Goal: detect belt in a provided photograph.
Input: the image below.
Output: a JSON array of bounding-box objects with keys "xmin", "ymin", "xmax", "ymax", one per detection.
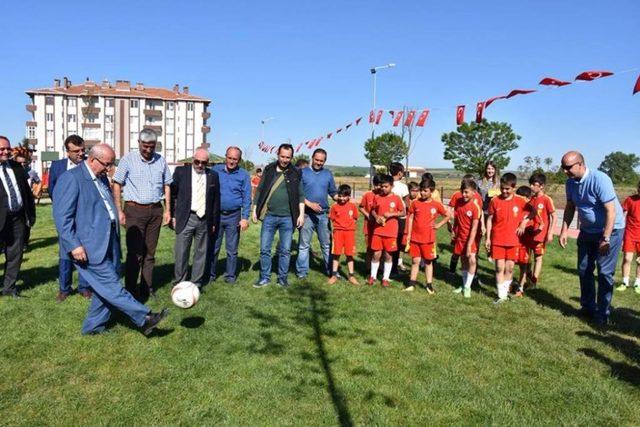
[
  {"xmin": 221, "ymin": 208, "xmax": 241, "ymax": 215},
  {"xmin": 125, "ymin": 201, "xmax": 162, "ymax": 208}
]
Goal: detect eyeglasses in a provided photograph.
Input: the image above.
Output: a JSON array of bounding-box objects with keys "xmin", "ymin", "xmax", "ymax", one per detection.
[
  {"xmin": 95, "ymin": 158, "xmax": 114, "ymax": 169},
  {"xmin": 193, "ymin": 160, "xmax": 209, "ymax": 166},
  {"xmin": 561, "ymin": 162, "xmax": 581, "ymax": 171}
]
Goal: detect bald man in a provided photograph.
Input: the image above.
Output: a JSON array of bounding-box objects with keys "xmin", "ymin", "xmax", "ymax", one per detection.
[
  {"xmin": 559, "ymin": 150, "xmax": 625, "ymax": 326},
  {"xmin": 53, "ymin": 144, "xmax": 168, "ymax": 335},
  {"xmin": 170, "ymin": 148, "xmax": 220, "ymax": 288}
]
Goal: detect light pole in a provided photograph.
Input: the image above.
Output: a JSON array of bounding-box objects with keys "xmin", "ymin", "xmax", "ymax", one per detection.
[{"xmin": 369, "ymin": 63, "xmax": 396, "ymax": 187}]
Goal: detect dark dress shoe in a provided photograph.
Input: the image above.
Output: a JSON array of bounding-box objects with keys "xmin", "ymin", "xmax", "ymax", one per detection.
[
  {"xmin": 141, "ymin": 309, "xmax": 169, "ymax": 336},
  {"xmin": 79, "ymin": 290, "xmax": 93, "ymax": 299},
  {"xmin": 2, "ymin": 290, "xmax": 21, "ymax": 299},
  {"xmin": 56, "ymin": 291, "xmax": 70, "ymax": 302}
]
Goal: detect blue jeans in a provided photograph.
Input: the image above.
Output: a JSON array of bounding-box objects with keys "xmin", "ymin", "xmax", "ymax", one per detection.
[
  {"xmin": 577, "ymin": 228, "xmax": 623, "ymax": 322},
  {"xmin": 211, "ymin": 210, "xmax": 241, "ymax": 281},
  {"xmin": 260, "ymin": 214, "xmax": 294, "ymax": 283},
  {"xmin": 295, "ymin": 212, "xmax": 331, "ymax": 277},
  {"xmin": 59, "ymin": 258, "xmax": 90, "ymax": 294}
]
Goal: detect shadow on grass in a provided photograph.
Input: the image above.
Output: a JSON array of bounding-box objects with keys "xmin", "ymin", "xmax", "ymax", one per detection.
[
  {"xmin": 579, "ymin": 348, "xmax": 640, "ymax": 387},
  {"xmin": 25, "ymin": 236, "xmax": 59, "ymax": 252},
  {"xmin": 577, "ymin": 331, "xmax": 640, "ymax": 364},
  {"xmin": 181, "ymin": 316, "xmax": 205, "ymax": 329},
  {"xmin": 552, "ymin": 263, "xmax": 578, "ymax": 276},
  {"xmin": 20, "ymin": 264, "xmax": 59, "ymax": 291}
]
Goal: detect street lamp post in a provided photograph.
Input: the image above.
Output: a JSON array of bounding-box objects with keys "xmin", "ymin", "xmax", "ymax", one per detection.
[{"xmin": 369, "ymin": 63, "xmax": 396, "ymax": 188}]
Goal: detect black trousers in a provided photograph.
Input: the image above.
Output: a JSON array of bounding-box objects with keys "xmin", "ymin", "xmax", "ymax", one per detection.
[{"xmin": 1, "ymin": 212, "xmax": 27, "ymax": 295}]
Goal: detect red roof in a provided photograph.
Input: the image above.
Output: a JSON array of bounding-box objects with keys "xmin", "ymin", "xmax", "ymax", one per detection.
[{"xmin": 26, "ymin": 80, "xmax": 211, "ymax": 103}]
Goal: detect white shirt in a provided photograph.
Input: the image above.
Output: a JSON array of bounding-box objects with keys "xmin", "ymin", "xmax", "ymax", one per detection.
[
  {"xmin": 86, "ymin": 162, "xmax": 116, "ymax": 222},
  {"xmin": 392, "ymin": 180, "xmax": 409, "ymax": 217},
  {"xmin": 67, "ymin": 158, "xmax": 80, "ymax": 170},
  {"xmin": 0, "ymin": 162, "xmax": 24, "ymax": 212},
  {"xmin": 190, "ymin": 167, "xmax": 206, "ymax": 217}
]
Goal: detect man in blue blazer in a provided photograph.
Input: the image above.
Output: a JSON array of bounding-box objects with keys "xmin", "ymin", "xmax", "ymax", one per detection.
[
  {"xmin": 49, "ymin": 135, "xmax": 91, "ymax": 301},
  {"xmin": 53, "ymin": 144, "xmax": 168, "ymax": 335}
]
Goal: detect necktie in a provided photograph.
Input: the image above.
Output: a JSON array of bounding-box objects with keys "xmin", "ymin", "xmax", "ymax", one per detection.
[
  {"xmin": 195, "ymin": 173, "xmax": 206, "ymax": 218},
  {"xmin": 3, "ymin": 164, "xmax": 20, "ymax": 212}
]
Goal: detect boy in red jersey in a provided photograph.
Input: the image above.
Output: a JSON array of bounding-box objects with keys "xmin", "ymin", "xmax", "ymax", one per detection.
[
  {"xmin": 526, "ymin": 173, "xmax": 557, "ymax": 287},
  {"xmin": 448, "ymin": 174, "xmax": 485, "ymax": 273},
  {"xmin": 359, "ymin": 174, "xmax": 382, "ymax": 270},
  {"xmin": 514, "ymin": 186, "xmax": 536, "ymax": 297},
  {"xmin": 618, "ymin": 181, "xmax": 640, "ymax": 293},
  {"xmin": 328, "ymin": 184, "xmax": 360, "ymax": 286},
  {"xmin": 405, "ymin": 178, "xmax": 450, "ymax": 293},
  {"xmin": 485, "ymin": 173, "xmax": 532, "ymax": 303},
  {"xmin": 400, "ymin": 182, "xmax": 421, "ymax": 270},
  {"xmin": 451, "ymin": 178, "xmax": 482, "ymax": 298},
  {"xmin": 368, "ymin": 174, "xmax": 404, "ymax": 287}
]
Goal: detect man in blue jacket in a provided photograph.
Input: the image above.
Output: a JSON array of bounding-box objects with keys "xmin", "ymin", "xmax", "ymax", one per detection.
[
  {"xmin": 49, "ymin": 134, "xmax": 91, "ymax": 301},
  {"xmin": 53, "ymin": 144, "xmax": 167, "ymax": 335}
]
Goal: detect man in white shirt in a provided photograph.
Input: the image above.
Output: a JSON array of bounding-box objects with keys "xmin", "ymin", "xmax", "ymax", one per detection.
[{"xmin": 390, "ymin": 162, "xmax": 409, "ymax": 274}]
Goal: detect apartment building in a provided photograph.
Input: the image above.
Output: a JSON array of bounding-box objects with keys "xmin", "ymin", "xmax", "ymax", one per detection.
[{"xmin": 25, "ymin": 77, "xmax": 211, "ymax": 174}]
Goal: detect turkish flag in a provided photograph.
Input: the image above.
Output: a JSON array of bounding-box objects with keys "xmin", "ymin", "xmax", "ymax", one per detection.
[
  {"xmin": 345, "ymin": 123, "xmax": 352, "ymax": 129},
  {"xmin": 327, "ymin": 132, "xmax": 333, "ymax": 139},
  {"xmin": 355, "ymin": 117, "xmax": 362, "ymax": 125},
  {"xmin": 404, "ymin": 110, "xmax": 417, "ymax": 126},
  {"xmin": 415, "ymin": 109, "xmax": 429, "ymax": 127},
  {"xmin": 388, "ymin": 110, "xmax": 395, "ymax": 117},
  {"xmin": 316, "ymin": 137, "xmax": 324, "ymax": 147},
  {"xmin": 456, "ymin": 105, "xmax": 465, "ymax": 125},
  {"xmin": 369, "ymin": 110, "xmax": 375, "ymax": 123},
  {"xmin": 475, "ymin": 102, "xmax": 485, "ymax": 123},
  {"xmin": 633, "ymin": 74, "xmax": 640, "ymax": 95},
  {"xmin": 306, "ymin": 140, "xmax": 313, "ymax": 148},
  {"xmin": 375, "ymin": 110, "xmax": 383, "ymax": 125},
  {"xmin": 392, "ymin": 111, "xmax": 404, "ymax": 126},
  {"xmin": 575, "ymin": 70, "xmax": 614, "ymax": 81},
  {"xmin": 485, "ymin": 96, "xmax": 506, "ymax": 108},
  {"xmin": 506, "ymin": 89, "xmax": 537, "ymax": 98},
  {"xmin": 270, "ymin": 146, "xmax": 275, "ymax": 153},
  {"xmin": 336, "ymin": 128, "xmax": 342, "ymax": 134},
  {"xmin": 296, "ymin": 143, "xmax": 302, "ymax": 153},
  {"xmin": 539, "ymin": 77, "xmax": 571, "ymax": 86}
]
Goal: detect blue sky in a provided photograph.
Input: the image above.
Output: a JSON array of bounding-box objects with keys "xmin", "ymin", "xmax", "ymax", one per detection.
[{"xmin": 1, "ymin": 0, "xmax": 638, "ymax": 169}]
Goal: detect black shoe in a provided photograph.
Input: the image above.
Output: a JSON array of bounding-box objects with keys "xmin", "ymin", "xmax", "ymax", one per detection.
[
  {"xmin": 2, "ymin": 290, "xmax": 21, "ymax": 299},
  {"xmin": 277, "ymin": 279, "xmax": 290, "ymax": 289},
  {"xmin": 141, "ymin": 309, "xmax": 169, "ymax": 336}
]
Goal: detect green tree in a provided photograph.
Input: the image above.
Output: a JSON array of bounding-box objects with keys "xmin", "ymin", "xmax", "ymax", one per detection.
[
  {"xmin": 441, "ymin": 119, "xmax": 520, "ymax": 175},
  {"xmin": 364, "ymin": 132, "xmax": 408, "ymax": 169},
  {"xmin": 598, "ymin": 151, "xmax": 640, "ymax": 184},
  {"xmin": 292, "ymin": 153, "xmax": 310, "ymax": 167},
  {"xmin": 240, "ymin": 158, "xmax": 255, "ymax": 172}
]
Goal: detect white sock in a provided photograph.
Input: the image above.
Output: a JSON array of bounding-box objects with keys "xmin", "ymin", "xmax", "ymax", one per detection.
[
  {"xmin": 371, "ymin": 261, "xmax": 380, "ymax": 279},
  {"xmin": 383, "ymin": 262, "xmax": 393, "ymax": 280},
  {"xmin": 464, "ymin": 273, "xmax": 475, "ymax": 290},
  {"xmin": 623, "ymin": 276, "xmax": 629, "ymax": 286},
  {"xmin": 634, "ymin": 278, "xmax": 640, "ymax": 287},
  {"xmin": 397, "ymin": 257, "xmax": 404, "ymax": 267},
  {"xmin": 461, "ymin": 270, "xmax": 468, "ymax": 288},
  {"xmin": 503, "ymin": 280, "xmax": 513, "ymax": 298},
  {"xmin": 497, "ymin": 281, "xmax": 510, "ymax": 299}
]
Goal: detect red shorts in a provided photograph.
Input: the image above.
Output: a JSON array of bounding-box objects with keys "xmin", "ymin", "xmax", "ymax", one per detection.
[
  {"xmin": 526, "ymin": 240, "xmax": 546, "ymax": 256},
  {"xmin": 333, "ymin": 230, "xmax": 356, "ymax": 256},
  {"xmin": 453, "ymin": 238, "xmax": 477, "ymax": 256},
  {"xmin": 491, "ymin": 245, "xmax": 519, "ymax": 261},
  {"xmin": 517, "ymin": 245, "xmax": 529, "ymax": 265},
  {"xmin": 623, "ymin": 238, "xmax": 640, "ymax": 254},
  {"xmin": 409, "ymin": 242, "xmax": 437, "ymax": 260},
  {"xmin": 370, "ymin": 235, "xmax": 398, "ymax": 252}
]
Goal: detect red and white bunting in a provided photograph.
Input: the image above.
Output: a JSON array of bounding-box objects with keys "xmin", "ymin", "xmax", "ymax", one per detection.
[{"xmin": 416, "ymin": 109, "xmax": 429, "ymax": 127}]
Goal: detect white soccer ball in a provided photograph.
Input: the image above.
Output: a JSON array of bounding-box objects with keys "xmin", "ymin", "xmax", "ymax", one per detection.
[{"xmin": 171, "ymin": 281, "xmax": 200, "ymax": 309}]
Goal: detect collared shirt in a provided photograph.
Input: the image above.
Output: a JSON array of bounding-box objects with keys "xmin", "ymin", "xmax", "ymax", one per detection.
[
  {"xmin": 67, "ymin": 158, "xmax": 80, "ymax": 171},
  {"xmin": 86, "ymin": 161, "xmax": 116, "ymax": 222},
  {"xmin": 301, "ymin": 167, "xmax": 337, "ymax": 211},
  {"xmin": 566, "ymin": 168, "xmax": 625, "ymax": 233},
  {"xmin": 0, "ymin": 162, "xmax": 23, "ymax": 211},
  {"xmin": 212, "ymin": 164, "xmax": 251, "ymax": 219},
  {"xmin": 190, "ymin": 166, "xmax": 206, "ymax": 215},
  {"xmin": 113, "ymin": 151, "xmax": 172, "ymax": 204}
]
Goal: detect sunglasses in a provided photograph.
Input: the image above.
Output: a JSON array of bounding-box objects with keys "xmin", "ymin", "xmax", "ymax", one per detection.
[
  {"xmin": 193, "ymin": 160, "xmax": 209, "ymax": 166},
  {"xmin": 561, "ymin": 161, "xmax": 581, "ymax": 171}
]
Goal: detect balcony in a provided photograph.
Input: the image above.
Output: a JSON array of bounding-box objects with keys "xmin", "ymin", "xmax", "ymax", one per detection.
[
  {"xmin": 143, "ymin": 125, "xmax": 163, "ymax": 135},
  {"xmin": 201, "ymin": 125, "xmax": 211, "ymax": 134},
  {"xmin": 85, "ymin": 140, "xmax": 101, "ymax": 149},
  {"xmin": 202, "ymin": 112, "xmax": 211, "ymax": 119},
  {"xmin": 144, "ymin": 109, "xmax": 163, "ymax": 118},
  {"xmin": 25, "ymin": 121, "xmax": 37, "ymax": 127},
  {"xmin": 81, "ymin": 106, "xmax": 101, "ymax": 115},
  {"xmin": 83, "ymin": 123, "xmax": 101, "ymax": 129},
  {"xmin": 26, "ymin": 104, "xmax": 37, "ymax": 113},
  {"xmin": 26, "ymin": 138, "xmax": 37, "ymax": 145}
]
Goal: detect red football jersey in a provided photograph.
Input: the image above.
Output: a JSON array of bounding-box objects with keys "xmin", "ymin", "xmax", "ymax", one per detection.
[
  {"xmin": 623, "ymin": 195, "xmax": 640, "ymax": 241},
  {"xmin": 409, "ymin": 199, "xmax": 448, "ymax": 244},
  {"xmin": 372, "ymin": 193, "xmax": 404, "ymax": 237},
  {"xmin": 528, "ymin": 194, "xmax": 555, "ymax": 243},
  {"xmin": 488, "ymin": 195, "xmax": 531, "ymax": 247},
  {"xmin": 359, "ymin": 190, "xmax": 376, "ymax": 234},
  {"xmin": 453, "ymin": 197, "xmax": 482, "ymax": 241},
  {"xmin": 449, "ymin": 190, "xmax": 483, "ymax": 208},
  {"xmin": 329, "ymin": 202, "xmax": 359, "ymax": 231}
]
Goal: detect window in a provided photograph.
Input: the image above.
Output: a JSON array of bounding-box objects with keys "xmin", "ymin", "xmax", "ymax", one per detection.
[
  {"xmin": 130, "ymin": 99, "xmax": 138, "ymax": 109},
  {"xmin": 68, "ymin": 98, "xmax": 77, "ymax": 107},
  {"xmin": 45, "ymin": 96, "xmax": 54, "ymax": 105},
  {"xmin": 87, "ymin": 115, "xmax": 97, "ymax": 123},
  {"xmin": 187, "ymin": 102, "xmax": 194, "ymax": 112},
  {"xmin": 105, "ymin": 131, "xmax": 114, "ymax": 141},
  {"xmin": 186, "ymin": 118, "xmax": 194, "ymax": 134},
  {"xmin": 166, "ymin": 117, "xmax": 174, "ymax": 131},
  {"xmin": 105, "ymin": 115, "xmax": 114, "ymax": 124},
  {"xmin": 45, "ymin": 113, "xmax": 54, "ymax": 122},
  {"xmin": 145, "ymin": 116, "xmax": 155, "ymax": 125},
  {"xmin": 26, "ymin": 126, "xmax": 36, "ymax": 139},
  {"xmin": 106, "ymin": 98, "xmax": 114, "ymax": 108},
  {"xmin": 145, "ymin": 100, "xmax": 154, "ymax": 109},
  {"xmin": 130, "ymin": 131, "xmax": 137, "ymax": 143},
  {"xmin": 166, "ymin": 151, "xmax": 174, "ymax": 163},
  {"xmin": 68, "ymin": 114, "xmax": 76, "ymax": 123},
  {"xmin": 166, "ymin": 102, "xmax": 174, "ymax": 111}
]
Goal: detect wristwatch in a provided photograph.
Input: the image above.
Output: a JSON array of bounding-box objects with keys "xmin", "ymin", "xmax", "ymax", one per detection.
[{"xmin": 602, "ymin": 236, "xmax": 611, "ymax": 243}]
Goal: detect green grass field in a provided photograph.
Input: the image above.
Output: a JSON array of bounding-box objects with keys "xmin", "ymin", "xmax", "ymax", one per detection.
[{"xmin": 1, "ymin": 205, "xmax": 640, "ymax": 425}]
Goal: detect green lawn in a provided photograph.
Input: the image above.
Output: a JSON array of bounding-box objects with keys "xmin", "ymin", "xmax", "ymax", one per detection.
[{"xmin": 1, "ymin": 205, "xmax": 640, "ymax": 425}]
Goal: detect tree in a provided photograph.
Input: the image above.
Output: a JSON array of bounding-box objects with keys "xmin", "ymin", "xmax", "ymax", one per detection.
[
  {"xmin": 517, "ymin": 155, "xmax": 543, "ymax": 178},
  {"xmin": 292, "ymin": 153, "xmax": 310, "ymax": 167},
  {"xmin": 364, "ymin": 132, "xmax": 408, "ymax": 169},
  {"xmin": 441, "ymin": 119, "xmax": 520, "ymax": 175},
  {"xmin": 240, "ymin": 158, "xmax": 255, "ymax": 172},
  {"xmin": 598, "ymin": 151, "xmax": 640, "ymax": 184}
]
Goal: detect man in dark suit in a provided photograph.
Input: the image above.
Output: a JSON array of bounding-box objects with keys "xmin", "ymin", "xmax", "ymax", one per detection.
[
  {"xmin": 0, "ymin": 136, "xmax": 36, "ymax": 297},
  {"xmin": 53, "ymin": 144, "xmax": 167, "ymax": 335},
  {"xmin": 49, "ymin": 134, "xmax": 91, "ymax": 301},
  {"xmin": 170, "ymin": 147, "xmax": 220, "ymax": 288}
]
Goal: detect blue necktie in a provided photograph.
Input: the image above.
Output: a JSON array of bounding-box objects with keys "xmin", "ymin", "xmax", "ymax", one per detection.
[{"xmin": 2, "ymin": 164, "xmax": 20, "ymax": 212}]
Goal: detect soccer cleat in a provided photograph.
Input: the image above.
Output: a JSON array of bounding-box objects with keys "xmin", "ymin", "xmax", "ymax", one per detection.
[
  {"xmin": 463, "ymin": 287, "xmax": 471, "ymax": 298},
  {"xmin": 425, "ymin": 283, "xmax": 435, "ymax": 295},
  {"xmin": 367, "ymin": 276, "xmax": 375, "ymax": 286},
  {"xmin": 381, "ymin": 279, "xmax": 391, "ymax": 288},
  {"xmin": 615, "ymin": 284, "xmax": 628, "ymax": 292},
  {"xmin": 453, "ymin": 287, "xmax": 463, "ymax": 294},
  {"xmin": 327, "ymin": 275, "xmax": 339, "ymax": 285},
  {"xmin": 348, "ymin": 275, "xmax": 360, "ymax": 286}
]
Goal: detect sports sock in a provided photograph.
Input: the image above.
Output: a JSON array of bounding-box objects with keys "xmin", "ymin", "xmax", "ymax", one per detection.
[
  {"xmin": 397, "ymin": 257, "xmax": 404, "ymax": 267},
  {"xmin": 623, "ymin": 276, "xmax": 629, "ymax": 286},
  {"xmin": 371, "ymin": 261, "xmax": 380, "ymax": 279},
  {"xmin": 383, "ymin": 262, "xmax": 393, "ymax": 280},
  {"xmin": 497, "ymin": 281, "xmax": 509, "ymax": 299},
  {"xmin": 464, "ymin": 273, "xmax": 475, "ymax": 290},
  {"xmin": 634, "ymin": 278, "xmax": 640, "ymax": 287},
  {"xmin": 461, "ymin": 270, "xmax": 468, "ymax": 288}
]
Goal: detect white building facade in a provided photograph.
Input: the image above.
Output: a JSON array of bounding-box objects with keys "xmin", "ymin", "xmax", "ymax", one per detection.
[{"xmin": 25, "ymin": 78, "xmax": 211, "ymax": 174}]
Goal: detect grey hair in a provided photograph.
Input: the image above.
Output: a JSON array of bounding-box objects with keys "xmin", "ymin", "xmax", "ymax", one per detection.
[{"xmin": 139, "ymin": 129, "xmax": 158, "ymax": 143}]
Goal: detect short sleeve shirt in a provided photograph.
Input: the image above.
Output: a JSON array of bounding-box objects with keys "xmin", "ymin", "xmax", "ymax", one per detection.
[
  {"xmin": 113, "ymin": 152, "xmax": 172, "ymax": 204},
  {"xmin": 453, "ymin": 197, "xmax": 482, "ymax": 241},
  {"xmin": 528, "ymin": 194, "xmax": 556, "ymax": 243},
  {"xmin": 329, "ymin": 202, "xmax": 359, "ymax": 231},
  {"xmin": 359, "ymin": 190, "xmax": 376, "ymax": 233},
  {"xmin": 565, "ymin": 168, "xmax": 625, "ymax": 233},
  {"xmin": 372, "ymin": 193, "xmax": 404, "ymax": 237},
  {"xmin": 449, "ymin": 190, "xmax": 483, "ymax": 208},
  {"xmin": 409, "ymin": 199, "xmax": 447, "ymax": 243},
  {"xmin": 488, "ymin": 195, "xmax": 530, "ymax": 247},
  {"xmin": 623, "ymin": 195, "xmax": 640, "ymax": 241}
]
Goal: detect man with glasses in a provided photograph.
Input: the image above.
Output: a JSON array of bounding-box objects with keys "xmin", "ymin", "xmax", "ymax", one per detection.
[
  {"xmin": 49, "ymin": 135, "xmax": 92, "ymax": 301},
  {"xmin": 559, "ymin": 150, "xmax": 625, "ymax": 326},
  {"xmin": 170, "ymin": 148, "xmax": 220, "ymax": 289},
  {"xmin": 210, "ymin": 146, "xmax": 251, "ymax": 284},
  {"xmin": 113, "ymin": 129, "xmax": 172, "ymax": 301},
  {"xmin": 53, "ymin": 144, "xmax": 168, "ymax": 335}
]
